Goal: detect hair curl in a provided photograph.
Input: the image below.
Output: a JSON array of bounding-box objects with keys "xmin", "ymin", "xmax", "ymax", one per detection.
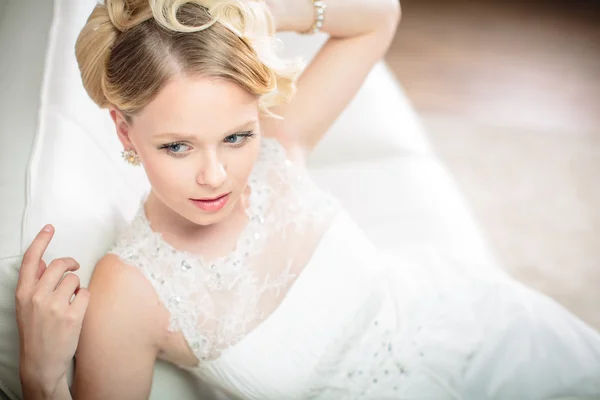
[{"xmin": 75, "ymin": 0, "xmax": 303, "ymax": 120}]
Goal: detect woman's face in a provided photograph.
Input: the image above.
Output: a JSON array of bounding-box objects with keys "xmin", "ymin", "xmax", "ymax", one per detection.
[{"xmin": 112, "ymin": 75, "xmax": 261, "ymax": 227}]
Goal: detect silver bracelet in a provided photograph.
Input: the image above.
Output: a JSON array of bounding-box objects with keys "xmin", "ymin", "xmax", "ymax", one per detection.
[{"xmin": 303, "ymin": 0, "xmax": 327, "ymax": 35}]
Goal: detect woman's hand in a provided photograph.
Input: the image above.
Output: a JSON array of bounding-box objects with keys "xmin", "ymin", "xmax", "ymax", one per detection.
[{"xmin": 15, "ymin": 225, "xmax": 90, "ymax": 400}]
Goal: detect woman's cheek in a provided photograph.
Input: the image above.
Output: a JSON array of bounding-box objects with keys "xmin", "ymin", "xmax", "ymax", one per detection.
[{"xmin": 145, "ymin": 156, "xmax": 187, "ymax": 192}]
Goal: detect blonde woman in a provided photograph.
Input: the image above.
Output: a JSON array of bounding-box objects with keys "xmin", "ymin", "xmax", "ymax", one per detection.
[{"xmin": 15, "ymin": 0, "xmax": 600, "ymax": 399}]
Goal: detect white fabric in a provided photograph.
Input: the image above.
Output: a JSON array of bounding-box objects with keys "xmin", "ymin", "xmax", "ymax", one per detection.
[
  {"xmin": 110, "ymin": 137, "xmax": 600, "ymax": 399},
  {"xmin": 0, "ymin": 0, "xmax": 53, "ymax": 258},
  {"xmin": 310, "ymin": 157, "xmax": 497, "ymax": 267}
]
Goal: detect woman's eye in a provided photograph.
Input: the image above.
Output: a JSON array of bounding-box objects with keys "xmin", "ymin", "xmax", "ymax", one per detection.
[
  {"xmin": 165, "ymin": 143, "xmax": 190, "ymax": 154},
  {"xmin": 224, "ymin": 134, "xmax": 245, "ymax": 144},
  {"xmin": 224, "ymin": 132, "xmax": 254, "ymax": 145}
]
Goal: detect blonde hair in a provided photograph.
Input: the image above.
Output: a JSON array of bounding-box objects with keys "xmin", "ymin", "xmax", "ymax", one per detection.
[{"xmin": 75, "ymin": 0, "xmax": 303, "ymax": 120}]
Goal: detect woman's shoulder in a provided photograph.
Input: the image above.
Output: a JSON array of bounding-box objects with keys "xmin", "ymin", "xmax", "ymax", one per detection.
[
  {"xmin": 93, "ymin": 253, "xmax": 148, "ymax": 288},
  {"xmin": 92, "ymin": 253, "xmax": 165, "ymax": 305},
  {"xmin": 83, "ymin": 254, "xmax": 169, "ymax": 352},
  {"xmin": 88, "ymin": 253, "xmax": 169, "ymax": 335}
]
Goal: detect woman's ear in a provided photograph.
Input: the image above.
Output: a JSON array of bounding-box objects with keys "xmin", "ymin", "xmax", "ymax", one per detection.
[{"xmin": 109, "ymin": 106, "xmax": 134, "ymax": 149}]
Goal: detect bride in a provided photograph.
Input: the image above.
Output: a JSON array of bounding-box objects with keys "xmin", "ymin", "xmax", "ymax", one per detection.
[{"xmin": 15, "ymin": 0, "xmax": 600, "ymax": 399}]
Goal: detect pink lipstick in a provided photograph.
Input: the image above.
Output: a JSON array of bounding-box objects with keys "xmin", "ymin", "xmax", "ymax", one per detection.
[{"xmin": 190, "ymin": 193, "xmax": 230, "ymax": 212}]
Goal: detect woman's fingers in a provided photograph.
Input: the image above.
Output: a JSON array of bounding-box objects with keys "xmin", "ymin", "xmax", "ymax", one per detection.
[
  {"xmin": 70, "ymin": 287, "xmax": 91, "ymax": 321},
  {"xmin": 36, "ymin": 258, "xmax": 48, "ymax": 281},
  {"xmin": 54, "ymin": 273, "xmax": 81, "ymax": 304},
  {"xmin": 37, "ymin": 257, "xmax": 80, "ymax": 294},
  {"xmin": 17, "ymin": 225, "xmax": 54, "ymax": 289}
]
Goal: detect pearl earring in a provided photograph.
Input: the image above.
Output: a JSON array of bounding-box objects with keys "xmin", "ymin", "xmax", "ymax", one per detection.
[{"xmin": 121, "ymin": 149, "xmax": 141, "ymax": 166}]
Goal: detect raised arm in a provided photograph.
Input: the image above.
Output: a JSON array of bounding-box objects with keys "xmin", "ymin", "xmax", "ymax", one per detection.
[
  {"xmin": 262, "ymin": 0, "xmax": 401, "ymax": 156},
  {"xmin": 71, "ymin": 255, "xmax": 166, "ymax": 400}
]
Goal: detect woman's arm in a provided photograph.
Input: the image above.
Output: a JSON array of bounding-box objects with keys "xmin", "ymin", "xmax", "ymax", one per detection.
[
  {"xmin": 262, "ymin": 0, "xmax": 401, "ymax": 156},
  {"xmin": 71, "ymin": 255, "xmax": 165, "ymax": 400}
]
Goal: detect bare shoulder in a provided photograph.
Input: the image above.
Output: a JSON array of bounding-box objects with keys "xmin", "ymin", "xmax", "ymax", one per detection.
[
  {"xmin": 91, "ymin": 253, "xmax": 157, "ymax": 302},
  {"xmin": 87, "ymin": 253, "xmax": 168, "ymax": 338}
]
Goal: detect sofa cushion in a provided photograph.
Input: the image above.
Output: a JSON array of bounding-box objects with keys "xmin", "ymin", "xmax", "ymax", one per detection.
[{"xmin": 310, "ymin": 157, "xmax": 501, "ymax": 271}]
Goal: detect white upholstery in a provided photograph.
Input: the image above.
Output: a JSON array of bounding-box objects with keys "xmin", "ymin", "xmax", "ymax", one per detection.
[{"xmin": 0, "ymin": 1, "xmax": 499, "ymax": 399}]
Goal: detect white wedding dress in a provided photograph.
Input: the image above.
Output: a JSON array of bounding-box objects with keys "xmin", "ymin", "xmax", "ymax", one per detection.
[{"xmin": 109, "ymin": 137, "xmax": 600, "ymax": 399}]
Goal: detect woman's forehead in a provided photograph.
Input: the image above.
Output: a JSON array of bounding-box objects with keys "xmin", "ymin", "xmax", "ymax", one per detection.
[{"xmin": 134, "ymin": 75, "xmax": 259, "ymax": 138}]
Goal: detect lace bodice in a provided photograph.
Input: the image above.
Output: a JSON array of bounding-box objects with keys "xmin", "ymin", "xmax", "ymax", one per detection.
[{"xmin": 109, "ymin": 137, "xmax": 340, "ymax": 363}]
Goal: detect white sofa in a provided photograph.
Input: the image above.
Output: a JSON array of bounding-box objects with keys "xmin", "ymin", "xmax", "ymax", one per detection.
[{"xmin": 0, "ymin": 1, "xmax": 500, "ymax": 399}]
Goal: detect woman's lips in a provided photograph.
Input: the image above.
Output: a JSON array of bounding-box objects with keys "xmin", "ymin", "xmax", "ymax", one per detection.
[{"xmin": 190, "ymin": 193, "xmax": 230, "ymax": 212}]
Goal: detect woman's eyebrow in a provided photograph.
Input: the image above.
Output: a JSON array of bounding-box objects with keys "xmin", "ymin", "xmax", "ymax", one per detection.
[{"xmin": 152, "ymin": 119, "xmax": 258, "ymax": 141}]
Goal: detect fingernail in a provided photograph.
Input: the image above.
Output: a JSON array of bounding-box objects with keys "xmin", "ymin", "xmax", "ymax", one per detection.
[{"xmin": 42, "ymin": 224, "xmax": 53, "ymax": 232}]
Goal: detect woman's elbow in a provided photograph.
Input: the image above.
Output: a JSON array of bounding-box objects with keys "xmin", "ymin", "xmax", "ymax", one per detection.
[
  {"xmin": 382, "ymin": 1, "xmax": 402, "ymax": 36},
  {"xmin": 371, "ymin": 0, "xmax": 401, "ymax": 52}
]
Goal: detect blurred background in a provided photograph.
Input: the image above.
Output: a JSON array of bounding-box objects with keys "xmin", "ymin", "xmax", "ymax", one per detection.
[{"xmin": 386, "ymin": 0, "xmax": 600, "ymax": 329}]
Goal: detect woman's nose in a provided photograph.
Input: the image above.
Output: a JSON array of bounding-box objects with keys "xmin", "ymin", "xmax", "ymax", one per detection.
[{"xmin": 196, "ymin": 152, "xmax": 226, "ymax": 188}]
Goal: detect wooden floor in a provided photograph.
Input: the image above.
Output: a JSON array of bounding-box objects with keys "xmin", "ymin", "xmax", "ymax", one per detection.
[
  {"xmin": 386, "ymin": 0, "xmax": 600, "ymax": 133},
  {"xmin": 384, "ymin": 0, "xmax": 600, "ymax": 328}
]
